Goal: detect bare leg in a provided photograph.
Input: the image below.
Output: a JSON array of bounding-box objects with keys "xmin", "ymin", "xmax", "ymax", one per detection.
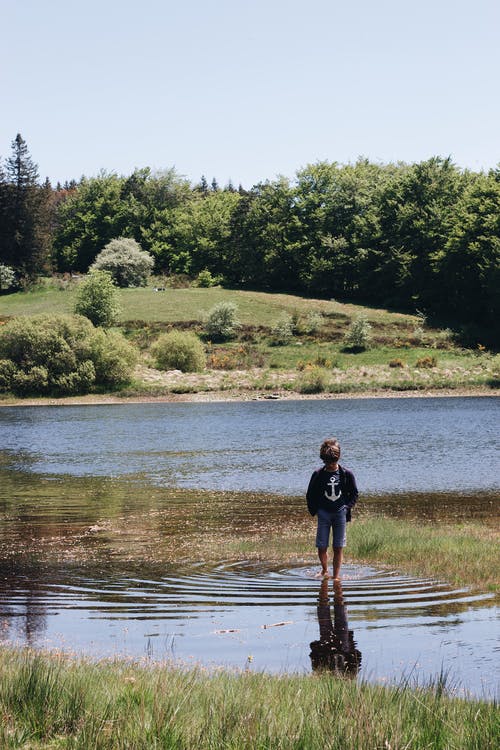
[
  {"xmin": 333, "ymin": 547, "xmax": 343, "ymax": 580},
  {"xmin": 316, "ymin": 547, "xmax": 329, "ymax": 577}
]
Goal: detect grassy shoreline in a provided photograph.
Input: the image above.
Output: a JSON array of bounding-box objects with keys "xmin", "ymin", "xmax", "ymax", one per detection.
[
  {"xmin": 0, "ymin": 648, "xmax": 498, "ymax": 750},
  {"xmin": 1, "ymin": 283, "xmax": 498, "ymax": 405}
]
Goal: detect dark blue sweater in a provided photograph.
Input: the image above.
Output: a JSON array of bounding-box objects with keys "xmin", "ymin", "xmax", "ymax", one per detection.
[{"xmin": 306, "ymin": 465, "xmax": 359, "ymax": 522}]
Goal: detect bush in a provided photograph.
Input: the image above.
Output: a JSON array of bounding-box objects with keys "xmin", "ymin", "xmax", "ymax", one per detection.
[
  {"xmin": 270, "ymin": 315, "xmax": 294, "ymax": 346},
  {"xmin": 343, "ymin": 316, "xmax": 372, "ymax": 351},
  {"xmin": 90, "ymin": 237, "xmax": 155, "ymax": 288},
  {"xmin": 204, "ymin": 302, "xmax": 241, "ymax": 341},
  {"xmin": 0, "ymin": 264, "xmax": 16, "ymax": 292},
  {"xmin": 194, "ymin": 269, "xmax": 222, "ymax": 288},
  {"xmin": 389, "ymin": 358, "xmax": 405, "ymax": 368},
  {"xmin": 415, "ymin": 355, "xmax": 437, "ymax": 368},
  {"xmin": 302, "ymin": 311, "xmax": 324, "ymax": 334},
  {"xmin": 152, "ymin": 331, "xmax": 206, "ymax": 372},
  {"xmin": 0, "ymin": 314, "xmax": 137, "ymax": 395},
  {"xmin": 87, "ymin": 329, "xmax": 138, "ymax": 384},
  {"xmin": 74, "ymin": 271, "xmax": 121, "ymax": 327},
  {"xmin": 296, "ymin": 366, "xmax": 328, "ymax": 394}
]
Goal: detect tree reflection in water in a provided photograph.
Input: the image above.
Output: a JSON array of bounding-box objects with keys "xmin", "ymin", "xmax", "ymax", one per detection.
[
  {"xmin": 309, "ymin": 579, "xmax": 362, "ymax": 677},
  {"xmin": 0, "ymin": 561, "xmax": 47, "ymax": 645}
]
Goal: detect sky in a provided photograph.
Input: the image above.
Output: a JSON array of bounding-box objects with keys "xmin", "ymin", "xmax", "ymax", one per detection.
[{"xmin": 1, "ymin": 0, "xmax": 499, "ymax": 187}]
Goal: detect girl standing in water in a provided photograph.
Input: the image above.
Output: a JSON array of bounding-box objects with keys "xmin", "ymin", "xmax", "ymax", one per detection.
[{"xmin": 306, "ymin": 438, "xmax": 359, "ymax": 579}]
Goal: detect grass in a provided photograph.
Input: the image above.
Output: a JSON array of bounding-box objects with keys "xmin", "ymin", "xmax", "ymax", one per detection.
[
  {"xmin": 0, "ymin": 279, "xmax": 425, "ymax": 327},
  {"xmin": 0, "ymin": 281, "xmax": 498, "ymax": 400},
  {"xmin": 221, "ymin": 515, "xmax": 499, "ymax": 592},
  {"xmin": 348, "ymin": 518, "xmax": 499, "ymax": 591},
  {"xmin": 0, "ymin": 648, "xmax": 498, "ymax": 749}
]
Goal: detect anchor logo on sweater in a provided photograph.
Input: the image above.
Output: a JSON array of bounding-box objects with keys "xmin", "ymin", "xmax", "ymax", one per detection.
[{"xmin": 324, "ymin": 476, "xmax": 342, "ymax": 501}]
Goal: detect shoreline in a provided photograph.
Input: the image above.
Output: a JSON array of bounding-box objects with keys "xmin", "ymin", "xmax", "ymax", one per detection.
[{"xmin": 0, "ymin": 385, "xmax": 497, "ymax": 408}]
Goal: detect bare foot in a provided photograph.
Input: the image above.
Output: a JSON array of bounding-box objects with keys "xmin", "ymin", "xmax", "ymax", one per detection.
[{"xmin": 315, "ymin": 569, "xmax": 330, "ymax": 579}]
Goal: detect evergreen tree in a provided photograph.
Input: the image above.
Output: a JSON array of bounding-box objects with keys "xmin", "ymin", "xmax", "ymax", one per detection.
[
  {"xmin": 197, "ymin": 175, "xmax": 209, "ymax": 195},
  {"xmin": 2, "ymin": 134, "xmax": 51, "ymax": 276},
  {"xmin": 211, "ymin": 177, "xmax": 219, "ymax": 192}
]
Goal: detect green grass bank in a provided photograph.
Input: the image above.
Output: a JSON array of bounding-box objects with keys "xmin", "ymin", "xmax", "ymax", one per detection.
[{"xmin": 0, "ymin": 649, "xmax": 497, "ymax": 750}]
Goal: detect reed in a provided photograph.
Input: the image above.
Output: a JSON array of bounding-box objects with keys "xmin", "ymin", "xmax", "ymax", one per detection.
[{"xmin": 0, "ymin": 648, "xmax": 497, "ymax": 749}]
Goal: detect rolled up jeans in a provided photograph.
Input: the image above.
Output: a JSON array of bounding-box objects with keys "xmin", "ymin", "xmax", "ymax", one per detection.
[{"xmin": 315, "ymin": 506, "xmax": 347, "ymax": 548}]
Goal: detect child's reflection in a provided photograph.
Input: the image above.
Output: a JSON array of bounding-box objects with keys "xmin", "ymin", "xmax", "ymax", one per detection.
[{"xmin": 309, "ymin": 578, "xmax": 362, "ymax": 676}]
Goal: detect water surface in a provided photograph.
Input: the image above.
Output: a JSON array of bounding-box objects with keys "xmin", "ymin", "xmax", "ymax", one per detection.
[
  {"xmin": 0, "ymin": 397, "xmax": 498, "ymax": 699},
  {"xmin": 0, "ymin": 397, "xmax": 498, "ymax": 494}
]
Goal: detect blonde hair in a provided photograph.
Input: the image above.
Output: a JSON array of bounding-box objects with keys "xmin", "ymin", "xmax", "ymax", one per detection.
[{"xmin": 320, "ymin": 438, "xmax": 341, "ymax": 464}]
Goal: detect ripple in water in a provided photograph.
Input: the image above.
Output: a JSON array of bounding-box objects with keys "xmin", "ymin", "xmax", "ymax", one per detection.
[{"xmin": 0, "ymin": 562, "xmax": 497, "ymax": 699}]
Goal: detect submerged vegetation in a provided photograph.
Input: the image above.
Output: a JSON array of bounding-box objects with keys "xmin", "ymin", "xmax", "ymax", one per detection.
[{"xmin": 0, "ymin": 648, "xmax": 497, "ymax": 750}]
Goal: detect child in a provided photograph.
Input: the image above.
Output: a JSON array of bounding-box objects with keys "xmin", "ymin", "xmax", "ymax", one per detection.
[{"xmin": 306, "ymin": 438, "xmax": 359, "ymax": 579}]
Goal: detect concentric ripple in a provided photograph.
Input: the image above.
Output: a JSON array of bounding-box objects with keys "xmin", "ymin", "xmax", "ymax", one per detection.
[
  {"xmin": 0, "ymin": 561, "xmax": 494, "ymax": 621},
  {"xmin": 1, "ymin": 561, "xmax": 498, "ymax": 699}
]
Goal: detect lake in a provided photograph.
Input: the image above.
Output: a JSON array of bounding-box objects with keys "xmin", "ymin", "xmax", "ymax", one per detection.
[{"xmin": 0, "ymin": 396, "xmax": 498, "ymax": 699}]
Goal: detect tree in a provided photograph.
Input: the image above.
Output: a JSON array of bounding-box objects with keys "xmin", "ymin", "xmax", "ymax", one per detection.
[
  {"xmin": 436, "ymin": 172, "xmax": 500, "ymax": 333},
  {"xmin": 74, "ymin": 270, "xmax": 121, "ymax": 327},
  {"xmin": 53, "ymin": 168, "xmax": 191, "ymax": 274},
  {"xmin": 90, "ymin": 237, "xmax": 154, "ymax": 287},
  {"xmin": 0, "ymin": 264, "xmax": 16, "ymax": 292},
  {"xmin": 196, "ymin": 175, "xmax": 209, "ymax": 195},
  {"xmin": 361, "ymin": 158, "xmax": 464, "ymax": 309},
  {"xmin": 294, "ymin": 160, "xmax": 389, "ymax": 298},
  {"xmin": 1, "ymin": 134, "xmax": 52, "ymax": 276},
  {"xmin": 169, "ymin": 190, "xmax": 241, "ymax": 278},
  {"xmin": 53, "ymin": 172, "xmax": 127, "ymax": 272}
]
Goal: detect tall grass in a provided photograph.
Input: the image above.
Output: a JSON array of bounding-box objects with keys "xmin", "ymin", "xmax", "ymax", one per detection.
[
  {"xmin": 0, "ymin": 649, "xmax": 497, "ymax": 749},
  {"xmin": 349, "ymin": 517, "xmax": 499, "ymax": 591}
]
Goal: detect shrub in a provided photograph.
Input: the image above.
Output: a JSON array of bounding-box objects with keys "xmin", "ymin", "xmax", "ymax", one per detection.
[
  {"xmin": 0, "ymin": 264, "xmax": 16, "ymax": 292},
  {"xmin": 87, "ymin": 329, "xmax": 138, "ymax": 384},
  {"xmin": 296, "ymin": 366, "xmax": 328, "ymax": 394},
  {"xmin": 195, "ymin": 269, "xmax": 222, "ymax": 288},
  {"xmin": 343, "ymin": 316, "xmax": 372, "ymax": 351},
  {"xmin": 74, "ymin": 271, "xmax": 121, "ymax": 327},
  {"xmin": 270, "ymin": 315, "xmax": 294, "ymax": 346},
  {"xmin": 0, "ymin": 359, "xmax": 18, "ymax": 389},
  {"xmin": 152, "ymin": 331, "xmax": 206, "ymax": 372},
  {"xmin": 0, "ymin": 314, "xmax": 137, "ymax": 395},
  {"xmin": 90, "ymin": 237, "xmax": 154, "ymax": 288},
  {"xmin": 206, "ymin": 344, "xmax": 265, "ymax": 370},
  {"xmin": 389, "ymin": 358, "xmax": 405, "ymax": 368},
  {"xmin": 204, "ymin": 302, "xmax": 241, "ymax": 341},
  {"xmin": 302, "ymin": 311, "xmax": 324, "ymax": 334},
  {"xmin": 415, "ymin": 355, "xmax": 437, "ymax": 368}
]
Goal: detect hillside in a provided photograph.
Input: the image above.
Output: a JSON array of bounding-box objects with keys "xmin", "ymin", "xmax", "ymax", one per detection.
[{"xmin": 0, "ymin": 280, "xmax": 498, "ymax": 400}]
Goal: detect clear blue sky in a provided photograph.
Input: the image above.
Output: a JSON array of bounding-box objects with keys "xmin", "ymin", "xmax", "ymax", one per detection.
[{"xmin": 1, "ymin": 0, "xmax": 498, "ymax": 186}]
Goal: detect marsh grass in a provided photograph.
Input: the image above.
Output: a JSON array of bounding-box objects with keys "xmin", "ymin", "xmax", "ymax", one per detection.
[
  {"xmin": 348, "ymin": 518, "xmax": 499, "ymax": 591},
  {"xmin": 0, "ymin": 649, "xmax": 497, "ymax": 750}
]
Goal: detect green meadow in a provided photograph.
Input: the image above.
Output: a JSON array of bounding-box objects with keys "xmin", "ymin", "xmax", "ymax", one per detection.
[{"xmin": 0, "ymin": 280, "xmax": 497, "ymax": 400}]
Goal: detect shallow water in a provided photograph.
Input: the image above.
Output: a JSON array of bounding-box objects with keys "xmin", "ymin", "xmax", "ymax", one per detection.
[
  {"xmin": 0, "ymin": 397, "xmax": 498, "ymax": 699},
  {"xmin": 0, "ymin": 397, "xmax": 498, "ymax": 494},
  {"xmin": 1, "ymin": 559, "xmax": 497, "ymax": 699}
]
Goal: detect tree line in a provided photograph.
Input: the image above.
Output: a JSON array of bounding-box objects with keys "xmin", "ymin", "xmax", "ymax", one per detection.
[{"xmin": 0, "ymin": 134, "xmax": 498, "ymax": 341}]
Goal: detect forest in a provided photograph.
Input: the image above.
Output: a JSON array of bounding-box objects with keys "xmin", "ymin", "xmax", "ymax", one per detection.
[{"xmin": 0, "ymin": 134, "xmax": 498, "ymax": 344}]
